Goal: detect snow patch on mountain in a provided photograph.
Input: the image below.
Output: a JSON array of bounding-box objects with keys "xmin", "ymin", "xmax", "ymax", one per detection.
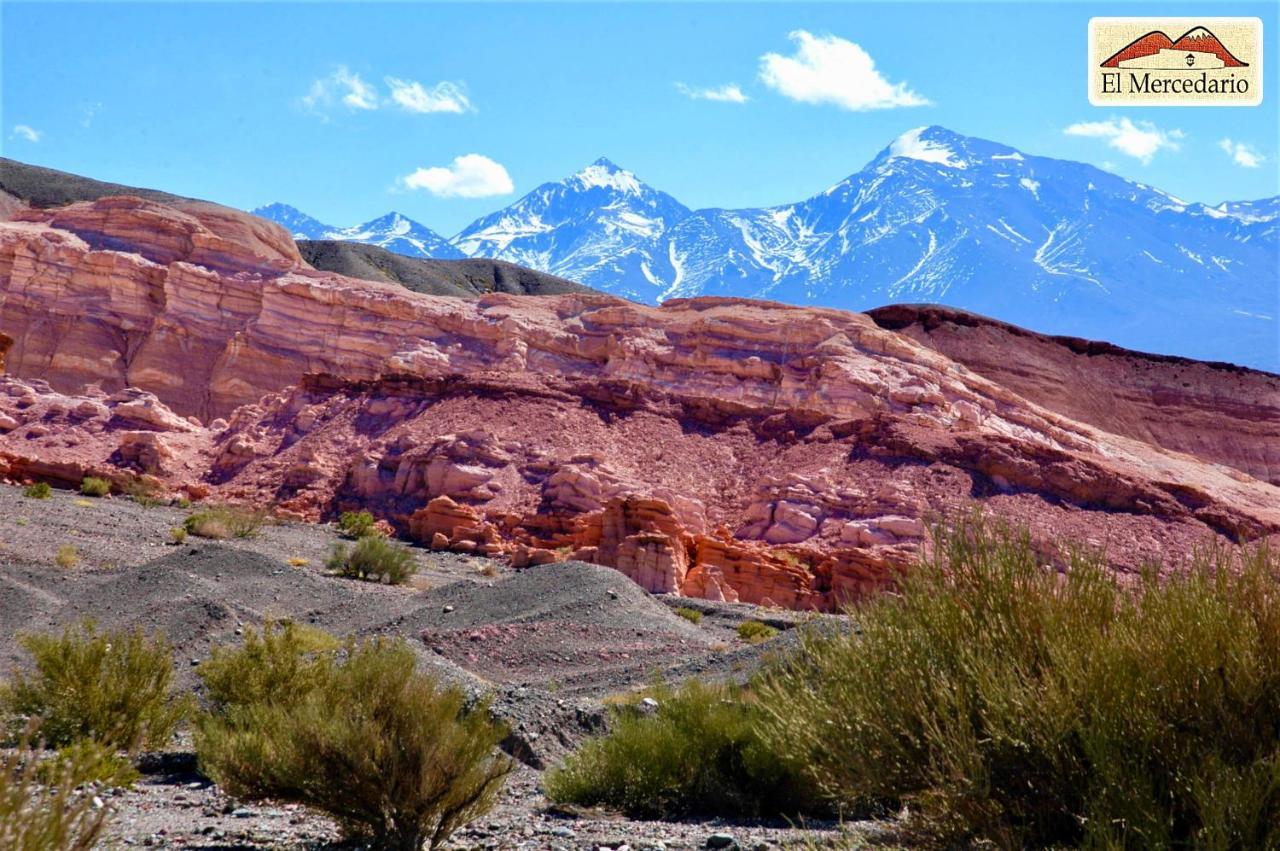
[{"xmin": 888, "ymin": 127, "xmax": 969, "ymax": 169}]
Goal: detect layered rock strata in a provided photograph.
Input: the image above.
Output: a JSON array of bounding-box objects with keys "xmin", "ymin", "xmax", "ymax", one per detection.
[{"xmin": 1, "ymin": 193, "xmax": 1277, "ymax": 609}]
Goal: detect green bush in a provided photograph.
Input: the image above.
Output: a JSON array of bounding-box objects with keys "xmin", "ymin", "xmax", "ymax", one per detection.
[
  {"xmin": 336, "ymin": 509, "xmax": 380, "ymax": 539},
  {"xmin": 184, "ymin": 505, "xmax": 267, "ymax": 539},
  {"xmin": 1, "ymin": 620, "xmax": 190, "ymax": 753},
  {"xmin": 38, "ymin": 740, "xmax": 140, "ymax": 789},
  {"xmin": 198, "ymin": 621, "xmax": 340, "ymax": 711},
  {"xmin": 545, "ymin": 679, "xmax": 817, "ymax": 819},
  {"xmin": 327, "ymin": 535, "xmax": 417, "ymax": 585},
  {"xmin": 78, "ymin": 477, "xmax": 110, "ymax": 497},
  {"xmin": 22, "ymin": 482, "xmax": 51, "ymax": 500},
  {"xmin": 674, "ymin": 607, "xmax": 703, "ymax": 625},
  {"xmin": 197, "ymin": 631, "xmax": 512, "ymax": 850},
  {"xmin": 736, "ymin": 620, "xmax": 777, "ymax": 643},
  {"xmin": 124, "ymin": 478, "xmax": 163, "ymax": 508},
  {"xmin": 755, "ymin": 515, "xmax": 1280, "ymax": 847},
  {"xmin": 0, "ymin": 732, "xmax": 109, "ymax": 850}
]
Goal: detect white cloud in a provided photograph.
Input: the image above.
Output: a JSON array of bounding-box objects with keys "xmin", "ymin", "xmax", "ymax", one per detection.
[
  {"xmin": 79, "ymin": 103, "xmax": 102, "ymax": 129},
  {"xmin": 11, "ymin": 124, "xmax": 41, "ymax": 143},
  {"xmin": 399, "ymin": 154, "xmax": 514, "ymax": 198},
  {"xmin": 302, "ymin": 65, "xmax": 378, "ymax": 116},
  {"xmin": 758, "ymin": 30, "xmax": 929, "ymax": 111},
  {"xmin": 675, "ymin": 82, "xmax": 748, "ymax": 103},
  {"xmin": 1063, "ymin": 117, "xmax": 1183, "ymax": 165},
  {"xmin": 385, "ymin": 78, "xmax": 473, "ymax": 114},
  {"xmin": 1218, "ymin": 138, "xmax": 1264, "ymax": 169}
]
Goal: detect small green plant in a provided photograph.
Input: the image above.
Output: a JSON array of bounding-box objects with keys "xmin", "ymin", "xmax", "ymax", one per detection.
[
  {"xmin": 78, "ymin": 477, "xmax": 110, "ymax": 497},
  {"xmin": 546, "ymin": 679, "xmax": 817, "ymax": 819},
  {"xmin": 22, "ymin": 482, "xmax": 51, "ymax": 500},
  {"xmin": 168, "ymin": 527, "xmax": 187, "ymax": 545},
  {"xmin": 736, "ymin": 620, "xmax": 777, "ymax": 644},
  {"xmin": 184, "ymin": 505, "xmax": 267, "ymax": 539},
  {"xmin": 674, "ymin": 607, "xmax": 703, "ymax": 625},
  {"xmin": 124, "ymin": 478, "xmax": 163, "ymax": 508},
  {"xmin": 0, "ymin": 730, "xmax": 109, "ymax": 850},
  {"xmin": 39, "ymin": 740, "xmax": 140, "ymax": 789},
  {"xmin": 335, "ymin": 510, "xmax": 380, "ymax": 539},
  {"xmin": 1, "ymin": 620, "xmax": 190, "ymax": 753},
  {"xmin": 197, "ymin": 630, "xmax": 512, "ymax": 850},
  {"xmin": 326, "ymin": 535, "xmax": 417, "ymax": 585},
  {"xmin": 55, "ymin": 545, "xmax": 79, "ymax": 569}
]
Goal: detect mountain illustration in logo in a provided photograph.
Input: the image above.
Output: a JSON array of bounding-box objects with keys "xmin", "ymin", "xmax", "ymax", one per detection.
[{"xmin": 1101, "ymin": 26, "xmax": 1248, "ymax": 69}]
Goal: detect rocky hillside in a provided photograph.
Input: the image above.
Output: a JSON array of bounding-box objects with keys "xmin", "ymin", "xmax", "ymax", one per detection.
[
  {"xmin": 1, "ymin": 177, "xmax": 1277, "ymax": 611},
  {"xmin": 297, "ymin": 239, "xmax": 593, "ymax": 297},
  {"xmin": 869, "ymin": 305, "xmax": 1280, "ymax": 487}
]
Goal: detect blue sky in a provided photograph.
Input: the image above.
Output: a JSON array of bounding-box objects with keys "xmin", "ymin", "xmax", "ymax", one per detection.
[{"xmin": 3, "ymin": 2, "xmax": 1276, "ymax": 235}]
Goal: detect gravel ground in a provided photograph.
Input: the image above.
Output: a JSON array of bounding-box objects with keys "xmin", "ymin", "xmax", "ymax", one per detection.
[{"xmin": 0, "ymin": 483, "xmax": 874, "ymax": 850}]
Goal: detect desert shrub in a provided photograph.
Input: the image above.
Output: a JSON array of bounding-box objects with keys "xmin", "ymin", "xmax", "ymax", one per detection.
[
  {"xmin": 184, "ymin": 505, "xmax": 267, "ymax": 539},
  {"xmin": 22, "ymin": 482, "xmax": 51, "ymax": 499},
  {"xmin": 55, "ymin": 545, "xmax": 79, "ymax": 569},
  {"xmin": 736, "ymin": 620, "xmax": 776, "ymax": 643},
  {"xmin": 38, "ymin": 739, "xmax": 140, "ymax": 789},
  {"xmin": 124, "ymin": 478, "xmax": 163, "ymax": 508},
  {"xmin": 545, "ymin": 679, "xmax": 817, "ymax": 819},
  {"xmin": 336, "ymin": 509, "xmax": 380, "ymax": 539},
  {"xmin": 197, "ymin": 621, "xmax": 340, "ymax": 711},
  {"xmin": 755, "ymin": 515, "xmax": 1280, "ymax": 848},
  {"xmin": 327, "ymin": 535, "xmax": 417, "ymax": 584},
  {"xmin": 78, "ymin": 477, "xmax": 110, "ymax": 497},
  {"xmin": 674, "ymin": 607, "xmax": 703, "ymax": 625},
  {"xmin": 197, "ymin": 631, "xmax": 512, "ymax": 850},
  {"xmin": 1, "ymin": 620, "xmax": 190, "ymax": 753},
  {"xmin": 0, "ymin": 731, "xmax": 109, "ymax": 850},
  {"xmin": 168, "ymin": 526, "xmax": 187, "ymax": 545}
]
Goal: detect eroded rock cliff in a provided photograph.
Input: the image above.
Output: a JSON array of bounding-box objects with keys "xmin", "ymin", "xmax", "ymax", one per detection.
[{"xmin": 1, "ymin": 191, "xmax": 1276, "ymax": 609}]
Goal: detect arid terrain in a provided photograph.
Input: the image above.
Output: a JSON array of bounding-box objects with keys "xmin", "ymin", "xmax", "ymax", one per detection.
[
  {"xmin": 0, "ymin": 483, "xmax": 850, "ymax": 849},
  {"xmin": 1, "ymin": 157, "xmax": 1278, "ymax": 849}
]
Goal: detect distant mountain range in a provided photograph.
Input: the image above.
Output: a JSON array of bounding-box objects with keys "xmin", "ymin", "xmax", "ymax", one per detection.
[
  {"xmin": 254, "ymin": 126, "xmax": 1280, "ymax": 370},
  {"xmin": 253, "ymin": 203, "xmax": 464, "ymax": 259}
]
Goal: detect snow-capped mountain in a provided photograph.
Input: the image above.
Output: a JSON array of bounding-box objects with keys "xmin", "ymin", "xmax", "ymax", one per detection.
[
  {"xmin": 252, "ymin": 204, "xmax": 463, "ymax": 259},
  {"xmin": 252, "ymin": 128, "xmax": 1279, "ymax": 370},
  {"xmin": 652, "ymin": 127, "xmax": 1280, "ymax": 371},
  {"xmin": 451, "ymin": 158, "xmax": 690, "ymax": 302},
  {"xmin": 253, "ymin": 203, "xmax": 334, "ymax": 241}
]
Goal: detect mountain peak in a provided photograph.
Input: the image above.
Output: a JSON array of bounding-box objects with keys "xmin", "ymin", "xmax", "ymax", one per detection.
[
  {"xmin": 365, "ymin": 211, "xmax": 410, "ymax": 225},
  {"xmin": 253, "ymin": 201, "xmax": 305, "ymax": 216},
  {"xmin": 569, "ymin": 158, "xmax": 644, "ymax": 194},
  {"xmin": 883, "ymin": 126, "xmax": 971, "ymax": 170}
]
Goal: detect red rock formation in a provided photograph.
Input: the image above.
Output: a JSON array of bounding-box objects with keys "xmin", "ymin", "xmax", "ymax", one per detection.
[
  {"xmin": 869, "ymin": 305, "xmax": 1280, "ymax": 487},
  {"xmin": 1, "ymin": 193, "xmax": 1278, "ymax": 610}
]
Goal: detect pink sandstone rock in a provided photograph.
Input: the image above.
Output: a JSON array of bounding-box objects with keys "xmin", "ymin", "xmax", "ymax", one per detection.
[{"xmin": 0, "ymin": 194, "xmax": 1278, "ymax": 609}]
